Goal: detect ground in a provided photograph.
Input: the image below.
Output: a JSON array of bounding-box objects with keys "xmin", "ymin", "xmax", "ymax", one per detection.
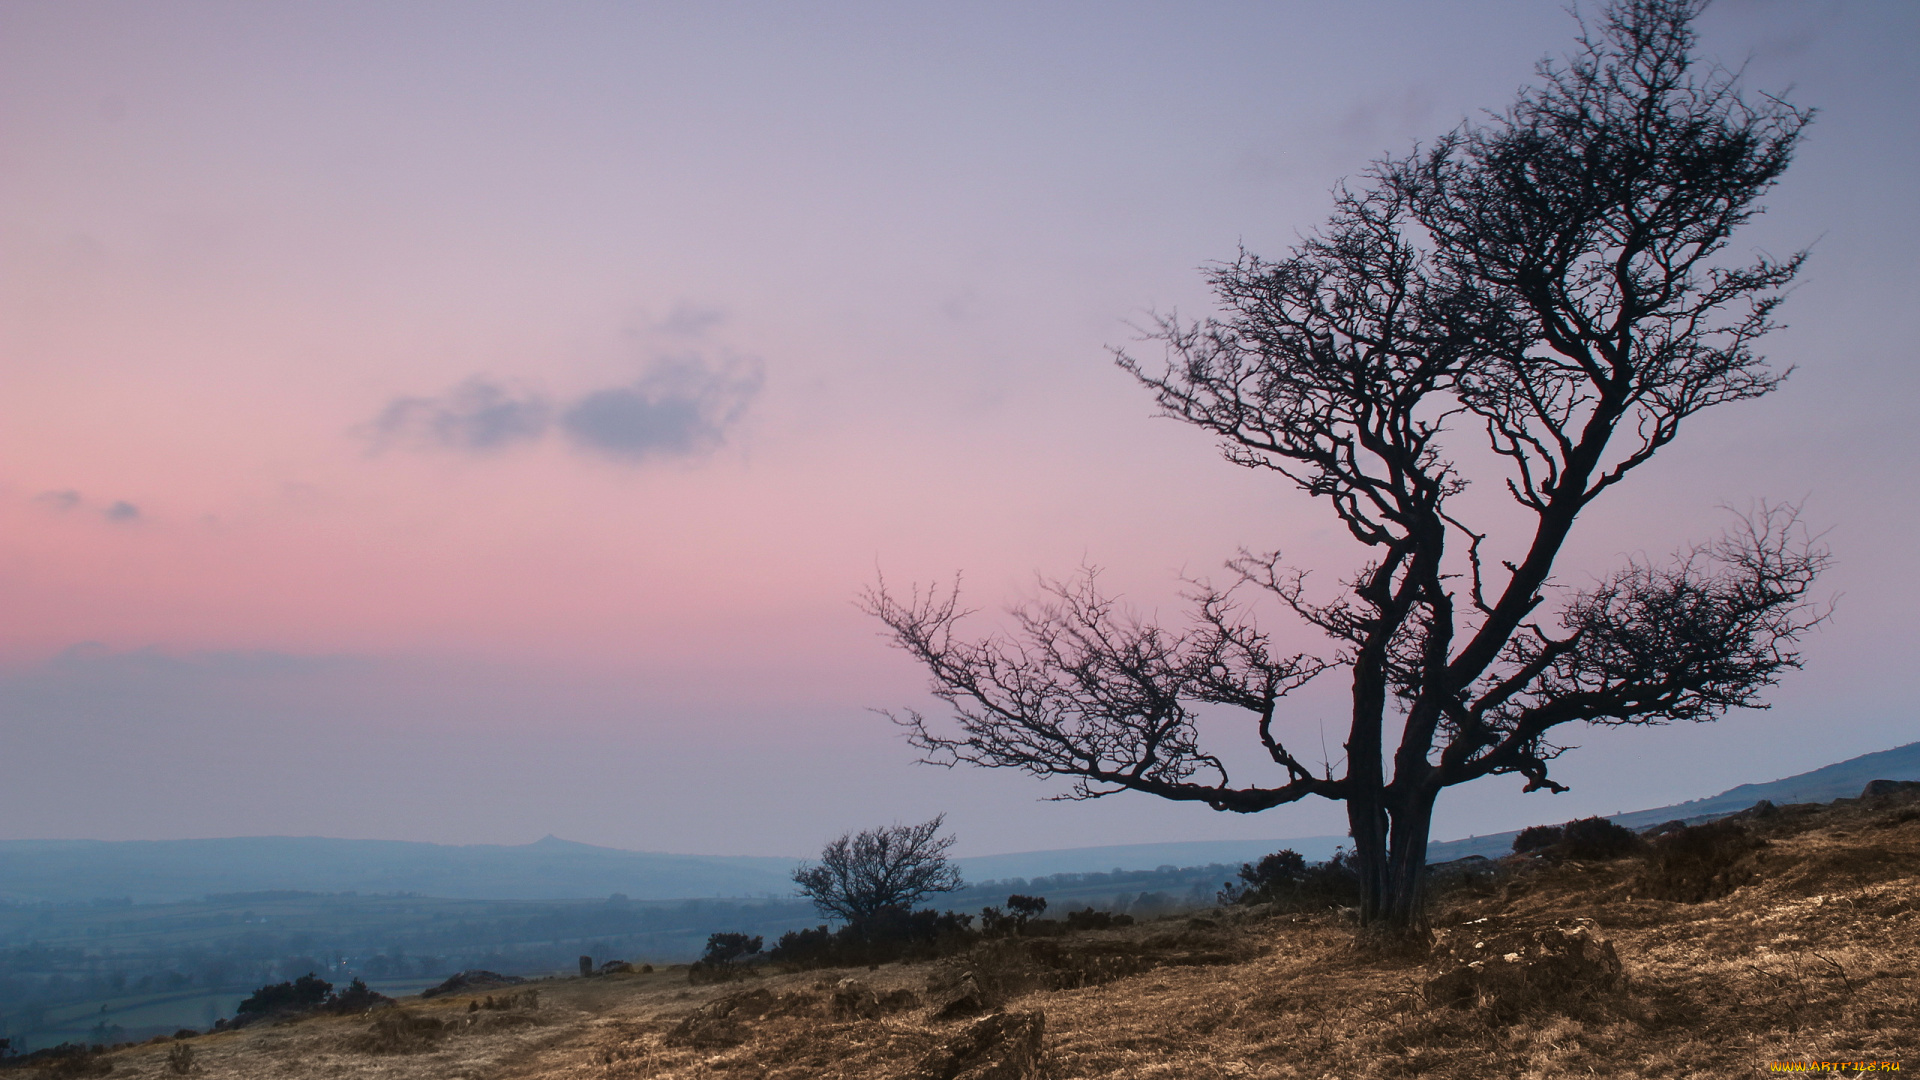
[{"xmin": 33, "ymin": 792, "xmax": 1917, "ymax": 1079}]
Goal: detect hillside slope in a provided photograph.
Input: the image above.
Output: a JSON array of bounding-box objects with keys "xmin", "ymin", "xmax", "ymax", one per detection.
[{"xmin": 51, "ymin": 787, "xmax": 1919, "ymax": 1079}]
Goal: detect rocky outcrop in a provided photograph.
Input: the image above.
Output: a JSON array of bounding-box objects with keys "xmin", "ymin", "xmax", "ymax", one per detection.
[
  {"xmin": 1425, "ymin": 920, "xmax": 1625, "ymax": 1021},
  {"xmin": 916, "ymin": 1010, "xmax": 1045, "ymax": 1080}
]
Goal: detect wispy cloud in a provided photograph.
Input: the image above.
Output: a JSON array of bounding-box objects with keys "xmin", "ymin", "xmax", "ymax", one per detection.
[
  {"xmin": 560, "ymin": 357, "xmax": 762, "ymax": 461},
  {"xmin": 364, "ymin": 355, "xmax": 762, "ymax": 463},
  {"xmin": 364, "ymin": 378, "xmax": 551, "ymax": 453},
  {"xmin": 33, "ymin": 489, "xmax": 143, "ymax": 523}
]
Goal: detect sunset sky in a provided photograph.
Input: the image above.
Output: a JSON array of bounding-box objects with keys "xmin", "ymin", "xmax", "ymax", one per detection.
[{"xmin": 2, "ymin": 1, "xmax": 1915, "ymax": 860}]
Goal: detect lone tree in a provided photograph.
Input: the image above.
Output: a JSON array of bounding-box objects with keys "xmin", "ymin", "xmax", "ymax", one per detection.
[
  {"xmin": 793, "ymin": 815, "xmax": 965, "ymax": 925},
  {"xmin": 867, "ymin": 0, "xmax": 1827, "ymax": 936}
]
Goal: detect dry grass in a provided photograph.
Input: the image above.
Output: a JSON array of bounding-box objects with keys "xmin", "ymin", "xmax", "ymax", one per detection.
[{"xmin": 59, "ymin": 794, "xmax": 1919, "ymax": 1079}]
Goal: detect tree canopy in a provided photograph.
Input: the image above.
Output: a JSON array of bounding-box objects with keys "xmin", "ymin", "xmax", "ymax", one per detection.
[{"xmin": 867, "ymin": 0, "xmax": 1827, "ymax": 933}]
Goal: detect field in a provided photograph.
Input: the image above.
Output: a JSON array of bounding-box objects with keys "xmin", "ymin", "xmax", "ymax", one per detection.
[
  {"xmin": 0, "ymin": 866, "xmax": 1232, "ymax": 1053},
  {"xmin": 18, "ymin": 789, "xmax": 1914, "ymax": 1079}
]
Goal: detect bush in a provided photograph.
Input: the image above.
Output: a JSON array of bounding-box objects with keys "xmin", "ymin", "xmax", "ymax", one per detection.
[
  {"xmin": 1513, "ymin": 817, "xmax": 1639, "ymax": 861},
  {"xmin": 1219, "ymin": 848, "xmax": 1360, "ymax": 910},
  {"xmin": 1557, "ymin": 817, "xmax": 1640, "ymax": 861},
  {"xmin": 981, "ymin": 895, "xmax": 1049, "ymax": 936},
  {"xmin": 1513, "ymin": 825, "xmax": 1564, "ymax": 854},
  {"xmin": 688, "ymin": 932, "xmax": 766, "ymax": 983},
  {"xmin": 236, "ymin": 973, "xmax": 333, "ymax": 1018},
  {"xmin": 327, "ymin": 977, "xmax": 394, "ymax": 1014},
  {"xmin": 701, "ymin": 932, "xmax": 764, "ymax": 966},
  {"xmin": 1063, "ymin": 907, "xmax": 1134, "ymax": 931},
  {"xmin": 1639, "ymin": 819, "xmax": 1766, "ymax": 902},
  {"xmin": 767, "ymin": 907, "xmax": 976, "ymax": 969}
]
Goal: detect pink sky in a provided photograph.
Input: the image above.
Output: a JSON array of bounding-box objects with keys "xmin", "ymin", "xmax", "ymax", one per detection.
[{"xmin": 2, "ymin": 1, "xmax": 1916, "ymax": 859}]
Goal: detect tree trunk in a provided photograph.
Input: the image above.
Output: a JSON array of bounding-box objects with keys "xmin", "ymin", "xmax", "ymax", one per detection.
[
  {"xmin": 1351, "ymin": 787, "xmax": 1438, "ymax": 938},
  {"xmin": 1382, "ymin": 788, "xmax": 1437, "ymax": 933},
  {"xmin": 1347, "ymin": 796, "xmax": 1389, "ymax": 925}
]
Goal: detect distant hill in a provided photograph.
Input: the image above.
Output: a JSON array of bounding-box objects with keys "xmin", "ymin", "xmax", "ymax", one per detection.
[
  {"xmin": 0, "ymin": 834, "xmax": 798, "ymax": 904},
  {"xmin": 954, "ymin": 836, "xmax": 1347, "ymax": 882},
  {"xmin": 1428, "ymin": 740, "xmax": 1920, "ymax": 862},
  {"xmin": 5, "ymin": 742, "xmax": 1913, "ymax": 901}
]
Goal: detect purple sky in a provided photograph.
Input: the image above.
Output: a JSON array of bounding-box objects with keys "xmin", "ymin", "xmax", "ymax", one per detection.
[{"xmin": 1, "ymin": 1, "xmax": 1915, "ymax": 859}]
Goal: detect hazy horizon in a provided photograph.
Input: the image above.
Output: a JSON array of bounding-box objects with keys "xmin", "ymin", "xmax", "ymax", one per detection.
[{"xmin": 3, "ymin": 1, "xmax": 1916, "ymax": 860}]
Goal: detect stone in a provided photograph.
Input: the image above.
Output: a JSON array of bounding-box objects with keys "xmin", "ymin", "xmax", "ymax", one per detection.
[
  {"xmin": 1425, "ymin": 921, "xmax": 1625, "ymax": 1021},
  {"xmin": 917, "ymin": 1010, "xmax": 1045, "ymax": 1080},
  {"xmin": 829, "ymin": 978, "xmax": 882, "ymax": 1021}
]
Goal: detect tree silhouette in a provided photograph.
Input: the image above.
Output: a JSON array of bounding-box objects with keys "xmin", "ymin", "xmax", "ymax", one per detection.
[
  {"xmin": 792, "ymin": 815, "xmax": 964, "ymax": 925},
  {"xmin": 867, "ymin": 0, "xmax": 1827, "ymax": 935}
]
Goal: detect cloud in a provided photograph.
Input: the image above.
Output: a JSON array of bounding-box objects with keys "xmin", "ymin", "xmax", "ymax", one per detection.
[
  {"xmin": 32, "ymin": 489, "xmax": 142, "ymax": 522},
  {"xmin": 366, "ymin": 356, "xmax": 762, "ymax": 463},
  {"xmin": 364, "ymin": 378, "xmax": 551, "ymax": 452},
  {"xmin": 559, "ymin": 357, "xmax": 763, "ymax": 461},
  {"xmin": 655, "ymin": 303, "xmax": 726, "ymax": 337}
]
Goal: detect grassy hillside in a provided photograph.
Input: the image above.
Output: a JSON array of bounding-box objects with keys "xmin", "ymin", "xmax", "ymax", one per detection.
[{"xmin": 29, "ymin": 787, "xmax": 1916, "ymax": 1078}]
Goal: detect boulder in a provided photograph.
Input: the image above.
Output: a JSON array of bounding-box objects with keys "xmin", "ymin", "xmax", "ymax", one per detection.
[
  {"xmin": 928, "ymin": 971, "xmax": 991, "ymax": 1020},
  {"xmin": 829, "ymin": 978, "xmax": 882, "ymax": 1021},
  {"xmin": 917, "ymin": 1010, "xmax": 1045, "ymax": 1080},
  {"xmin": 1425, "ymin": 921, "xmax": 1625, "ymax": 1021}
]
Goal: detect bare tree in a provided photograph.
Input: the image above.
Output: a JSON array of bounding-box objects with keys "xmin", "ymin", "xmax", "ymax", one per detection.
[
  {"xmin": 793, "ymin": 816, "xmax": 965, "ymax": 924},
  {"xmin": 866, "ymin": 0, "xmax": 1828, "ymax": 936}
]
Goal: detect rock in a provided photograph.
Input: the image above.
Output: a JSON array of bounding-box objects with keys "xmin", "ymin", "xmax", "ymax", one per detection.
[
  {"xmin": 1862, "ymin": 779, "xmax": 1920, "ymax": 798},
  {"xmin": 929, "ymin": 971, "xmax": 991, "ymax": 1020},
  {"xmin": 1425, "ymin": 921, "xmax": 1625, "ymax": 1021},
  {"xmin": 664, "ymin": 987, "xmax": 776, "ymax": 1048},
  {"xmin": 879, "ymin": 988, "xmax": 922, "ymax": 1013},
  {"xmin": 598, "ymin": 960, "xmax": 636, "ymax": 975},
  {"xmin": 830, "ymin": 978, "xmax": 882, "ymax": 1020},
  {"xmin": 917, "ymin": 1010, "xmax": 1045, "ymax": 1080}
]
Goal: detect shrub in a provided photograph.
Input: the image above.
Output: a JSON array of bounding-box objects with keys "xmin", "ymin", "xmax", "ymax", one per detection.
[
  {"xmin": 688, "ymin": 932, "xmax": 766, "ymax": 983},
  {"xmin": 701, "ymin": 932, "xmax": 764, "ymax": 966},
  {"xmin": 326, "ymin": 977, "xmax": 394, "ymax": 1014},
  {"xmin": 1220, "ymin": 848, "xmax": 1360, "ymax": 910},
  {"xmin": 1063, "ymin": 908, "xmax": 1134, "ymax": 931},
  {"xmin": 767, "ymin": 907, "xmax": 976, "ymax": 969},
  {"xmin": 1513, "ymin": 825, "xmax": 1565, "ymax": 854},
  {"xmin": 1513, "ymin": 817, "xmax": 1639, "ymax": 861},
  {"xmin": 1640, "ymin": 819, "xmax": 1766, "ymax": 902},
  {"xmin": 236, "ymin": 973, "xmax": 333, "ymax": 1017},
  {"xmin": 1557, "ymin": 817, "xmax": 1640, "ymax": 861}
]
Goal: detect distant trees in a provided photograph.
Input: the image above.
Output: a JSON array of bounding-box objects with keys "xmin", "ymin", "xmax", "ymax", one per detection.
[
  {"xmin": 1217, "ymin": 849, "xmax": 1360, "ymax": 910},
  {"xmin": 868, "ymin": 0, "xmax": 1826, "ymax": 937},
  {"xmin": 235, "ymin": 973, "xmax": 333, "ymax": 1018},
  {"xmin": 792, "ymin": 816, "xmax": 964, "ymax": 925}
]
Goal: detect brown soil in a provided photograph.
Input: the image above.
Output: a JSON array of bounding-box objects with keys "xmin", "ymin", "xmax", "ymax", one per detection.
[{"xmin": 55, "ymin": 793, "xmax": 1920, "ymax": 1079}]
